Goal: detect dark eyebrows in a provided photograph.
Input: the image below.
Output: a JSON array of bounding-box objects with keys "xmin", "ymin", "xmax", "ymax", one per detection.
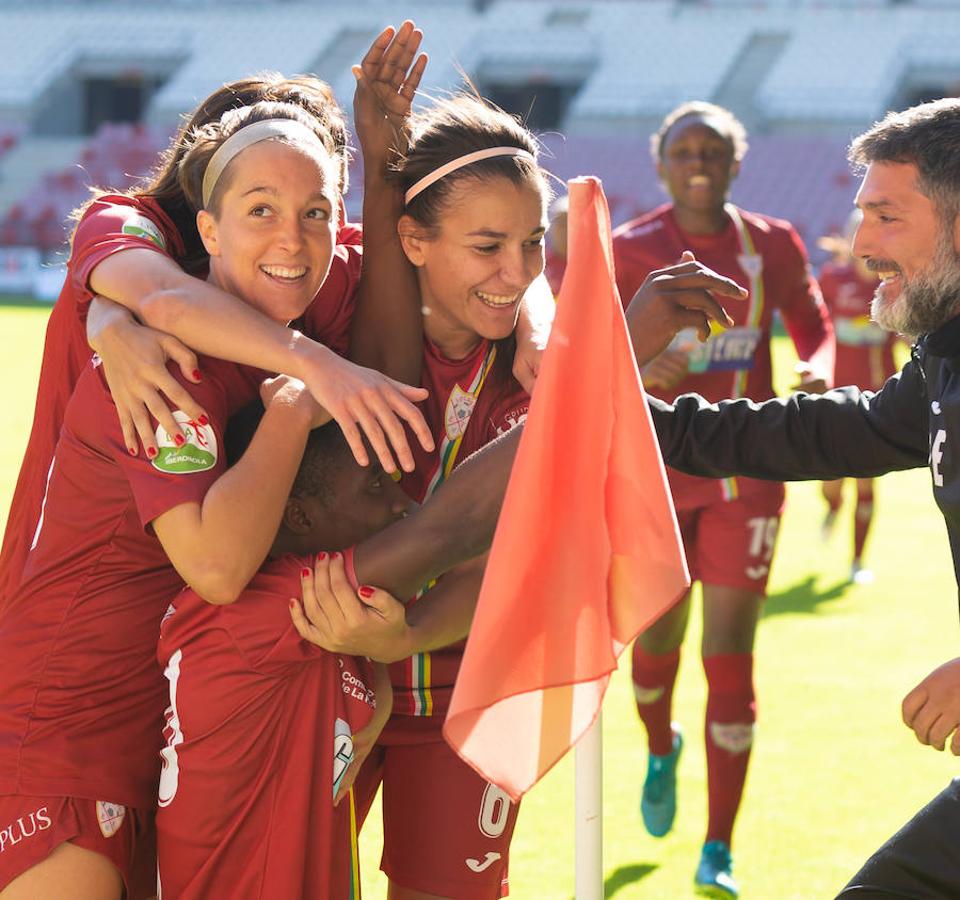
[
  {"xmin": 858, "ymin": 199, "xmax": 900, "ymax": 212},
  {"xmin": 466, "ymin": 226, "xmax": 547, "ymax": 239},
  {"xmin": 240, "ymin": 185, "xmax": 333, "ymax": 205}
]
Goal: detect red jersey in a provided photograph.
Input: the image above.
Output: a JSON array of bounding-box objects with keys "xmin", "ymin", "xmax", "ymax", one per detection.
[
  {"xmin": 0, "ymin": 354, "xmax": 263, "ymax": 810},
  {"xmin": 819, "ymin": 261, "xmax": 896, "ymax": 391},
  {"xmin": 155, "ymin": 554, "xmax": 375, "ymax": 900},
  {"xmin": 0, "ymin": 196, "xmax": 361, "ymax": 611},
  {"xmin": 612, "ymin": 203, "xmax": 834, "ymax": 508},
  {"xmin": 394, "ymin": 339, "xmax": 529, "ymax": 719}
]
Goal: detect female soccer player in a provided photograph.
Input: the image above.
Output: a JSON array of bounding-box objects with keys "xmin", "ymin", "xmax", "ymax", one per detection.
[
  {"xmin": 611, "ymin": 101, "xmax": 835, "ymax": 897},
  {"xmin": 0, "ymin": 24, "xmax": 436, "ymax": 616},
  {"xmin": 817, "ymin": 212, "xmax": 898, "ymax": 584},
  {"xmin": 0, "ymin": 101, "xmax": 354, "ymax": 900}
]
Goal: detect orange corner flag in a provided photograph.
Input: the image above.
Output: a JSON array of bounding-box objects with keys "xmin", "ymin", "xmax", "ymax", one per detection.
[{"xmin": 443, "ymin": 177, "xmax": 690, "ymax": 802}]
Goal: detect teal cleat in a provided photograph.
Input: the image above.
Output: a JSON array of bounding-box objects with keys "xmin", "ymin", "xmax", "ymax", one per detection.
[
  {"xmin": 640, "ymin": 726, "xmax": 682, "ymax": 837},
  {"xmin": 695, "ymin": 840, "xmax": 739, "ymax": 898}
]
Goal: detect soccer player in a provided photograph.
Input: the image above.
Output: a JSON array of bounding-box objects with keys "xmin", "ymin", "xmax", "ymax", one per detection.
[
  {"xmin": 0, "ymin": 25, "xmax": 439, "ymax": 615},
  {"xmin": 817, "ymin": 211, "xmax": 899, "ymax": 584},
  {"xmin": 155, "ymin": 403, "xmax": 523, "ymax": 899},
  {"xmin": 611, "ymin": 101, "xmax": 834, "ymax": 897},
  {"xmin": 629, "ymin": 97, "xmax": 960, "ymax": 899},
  {"xmin": 0, "ymin": 102, "xmax": 357, "ymax": 899}
]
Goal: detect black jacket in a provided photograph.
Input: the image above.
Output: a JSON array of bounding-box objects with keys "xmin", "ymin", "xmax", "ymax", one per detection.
[{"xmin": 650, "ymin": 315, "xmax": 960, "ymax": 581}]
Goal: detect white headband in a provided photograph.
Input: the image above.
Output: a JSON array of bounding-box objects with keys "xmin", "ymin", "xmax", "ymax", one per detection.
[
  {"xmin": 201, "ymin": 118, "xmax": 328, "ymax": 208},
  {"xmin": 403, "ymin": 146, "xmax": 537, "ymax": 206}
]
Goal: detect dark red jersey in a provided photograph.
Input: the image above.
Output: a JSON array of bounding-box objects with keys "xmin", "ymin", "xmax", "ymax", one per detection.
[
  {"xmin": 394, "ymin": 339, "xmax": 529, "ymax": 718},
  {"xmin": 0, "ymin": 354, "xmax": 263, "ymax": 810},
  {"xmin": 819, "ymin": 261, "xmax": 897, "ymax": 391},
  {"xmin": 613, "ymin": 203, "xmax": 834, "ymax": 508},
  {"xmin": 155, "ymin": 554, "xmax": 375, "ymax": 899}
]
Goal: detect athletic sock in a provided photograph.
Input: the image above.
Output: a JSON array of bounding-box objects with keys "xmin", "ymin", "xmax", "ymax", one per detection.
[
  {"xmin": 703, "ymin": 652, "xmax": 756, "ymax": 846},
  {"xmin": 632, "ymin": 644, "xmax": 680, "ymax": 756},
  {"xmin": 853, "ymin": 486, "xmax": 875, "ymax": 563}
]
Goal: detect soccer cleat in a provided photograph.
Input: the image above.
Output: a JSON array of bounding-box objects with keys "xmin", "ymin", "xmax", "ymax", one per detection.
[
  {"xmin": 640, "ymin": 725, "xmax": 682, "ymax": 837},
  {"xmin": 695, "ymin": 840, "xmax": 739, "ymax": 898},
  {"xmin": 851, "ymin": 560, "xmax": 875, "ymax": 585}
]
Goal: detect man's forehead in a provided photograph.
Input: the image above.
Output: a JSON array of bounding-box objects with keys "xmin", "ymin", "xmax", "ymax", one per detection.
[{"xmin": 855, "ymin": 160, "xmax": 923, "ymax": 209}]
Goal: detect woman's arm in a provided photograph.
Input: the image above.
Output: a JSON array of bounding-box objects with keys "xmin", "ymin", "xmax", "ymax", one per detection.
[
  {"xmin": 152, "ymin": 376, "xmax": 328, "ymax": 605},
  {"xmin": 89, "ymin": 246, "xmax": 434, "ymax": 473}
]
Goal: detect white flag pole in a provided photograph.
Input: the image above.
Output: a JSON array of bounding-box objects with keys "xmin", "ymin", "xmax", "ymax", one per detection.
[{"xmin": 575, "ymin": 712, "xmax": 603, "ymax": 899}]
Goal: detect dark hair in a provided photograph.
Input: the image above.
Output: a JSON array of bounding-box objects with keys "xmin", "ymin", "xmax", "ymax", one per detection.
[
  {"xmin": 393, "ymin": 94, "xmax": 549, "ymax": 232},
  {"xmin": 849, "ymin": 98, "xmax": 960, "ymax": 223},
  {"xmin": 651, "ymin": 101, "xmax": 749, "ymax": 162},
  {"xmin": 76, "ymin": 73, "xmax": 348, "ymax": 274},
  {"xmin": 225, "ymin": 402, "xmax": 350, "ymax": 507},
  {"xmin": 177, "ymin": 100, "xmax": 339, "ymax": 217}
]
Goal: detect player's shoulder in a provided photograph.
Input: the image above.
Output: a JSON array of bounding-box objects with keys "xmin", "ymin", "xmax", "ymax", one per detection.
[
  {"xmin": 737, "ymin": 207, "xmax": 802, "ymax": 244},
  {"xmin": 73, "ymin": 192, "xmax": 180, "ymax": 255},
  {"xmin": 612, "ymin": 205, "xmax": 671, "ymax": 245}
]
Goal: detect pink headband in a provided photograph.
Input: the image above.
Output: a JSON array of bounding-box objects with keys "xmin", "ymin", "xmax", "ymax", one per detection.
[{"xmin": 403, "ymin": 146, "xmax": 536, "ymax": 206}]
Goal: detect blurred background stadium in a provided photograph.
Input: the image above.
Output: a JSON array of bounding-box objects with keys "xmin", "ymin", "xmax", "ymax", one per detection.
[{"xmin": 1, "ymin": 0, "xmax": 958, "ymax": 299}]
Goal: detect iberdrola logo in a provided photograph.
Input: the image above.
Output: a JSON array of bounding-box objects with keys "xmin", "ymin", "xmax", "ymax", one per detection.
[
  {"xmin": 153, "ymin": 410, "xmax": 217, "ymax": 475},
  {"xmin": 121, "ymin": 214, "xmax": 166, "ymax": 250}
]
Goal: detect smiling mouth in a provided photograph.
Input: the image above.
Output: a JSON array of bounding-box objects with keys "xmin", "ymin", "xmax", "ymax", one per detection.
[
  {"xmin": 475, "ymin": 289, "xmax": 521, "ymax": 309},
  {"xmin": 261, "ymin": 264, "xmax": 308, "ymax": 284},
  {"xmin": 687, "ymin": 175, "xmax": 711, "ymax": 188}
]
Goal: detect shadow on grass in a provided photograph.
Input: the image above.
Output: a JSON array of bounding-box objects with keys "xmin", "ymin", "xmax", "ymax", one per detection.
[
  {"xmin": 762, "ymin": 575, "xmax": 851, "ymax": 619},
  {"xmin": 567, "ymin": 862, "xmax": 658, "ymax": 899}
]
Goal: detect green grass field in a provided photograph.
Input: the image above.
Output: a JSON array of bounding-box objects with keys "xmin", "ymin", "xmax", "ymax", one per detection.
[{"xmin": 1, "ymin": 305, "xmax": 957, "ymax": 899}]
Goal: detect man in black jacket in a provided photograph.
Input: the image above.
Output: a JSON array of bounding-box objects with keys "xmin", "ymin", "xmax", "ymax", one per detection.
[{"xmin": 627, "ymin": 98, "xmax": 960, "ymax": 898}]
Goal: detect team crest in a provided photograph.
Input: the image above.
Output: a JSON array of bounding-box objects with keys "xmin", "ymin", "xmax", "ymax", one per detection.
[
  {"xmin": 737, "ymin": 253, "xmax": 763, "ymax": 280},
  {"xmin": 445, "ymin": 384, "xmax": 477, "ymax": 441},
  {"xmin": 121, "ymin": 214, "xmax": 165, "ymax": 250},
  {"xmin": 95, "ymin": 801, "xmax": 126, "ymax": 838},
  {"xmin": 332, "ymin": 717, "xmax": 354, "ymax": 798},
  {"xmin": 153, "ymin": 410, "xmax": 218, "ymax": 475}
]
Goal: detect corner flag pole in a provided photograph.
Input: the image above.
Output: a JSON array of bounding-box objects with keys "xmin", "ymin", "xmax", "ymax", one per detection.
[{"xmin": 575, "ymin": 712, "xmax": 603, "ymax": 899}]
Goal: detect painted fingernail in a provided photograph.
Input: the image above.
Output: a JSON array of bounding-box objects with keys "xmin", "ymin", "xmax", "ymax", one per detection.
[
  {"xmin": 197, "ymin": 414, "xmax": 209, "ymax": 427},
  {"xmin": 128, "ymin": 447, "xmax": 137, "ymax": 457},
  {"xmin": 147, "ymin": 447, "xmax": 158, "ymax": 459},
  {"xmin": 174, "ymin": 434, "xmax": 185, "ymax": 447},
  {"xmin": 330, "ymin": 551, "xmax": 341, "ymax": 561},
  {"xmin": 358, "ymin": 585, "xmax": 375, "ymax": 599},
  {"xmin": 192, "ymin": 369, "xmax": 202, "ymax": 382},
  {"xmin": 301, "ymin": 567, "xmax": 311, "ymax": 578},
  {"xmin": 289, "ymin": 598, "xmax": 296, "ymax": 609},
  {"xmin": 316, "ymin": 552, "xmax": 327, "ymax": 562}
]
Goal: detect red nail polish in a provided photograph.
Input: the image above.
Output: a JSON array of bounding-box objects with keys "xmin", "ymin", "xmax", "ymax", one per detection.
[
  {"xmin": 289, "ymin": 598, "xmax": 296, "ymax": 608},
  {"xmin": 147, "ymin": 447, "xmax": 158, "ymax": 459},
  {"xmin": 192, "ymin": 369, "xmax": 202, "ymax": 382},
  {"xmin": 128, "ymin": 447, "xmax": 137, "ymax": 457},
  {"xmin": 197, "ymin": 414, "xmax": 209, "ymax": 427},
  {"xmin": 358, "ymin": 585, "xmax": 374, "ymax": 599},
  {"xmin": 300, "ymin": 567, "xmax": 311, "ymax": 578},
  {"xmin": 174, "ymin": 434, "xmax": 185, "ymax": 447},
  {"xmin": 330, "ymin": 551, "xmax": 341, "ymax": 561},
  {"xmin": 316, "ymin": 551, "xmax": 326, "ymax": 561}
]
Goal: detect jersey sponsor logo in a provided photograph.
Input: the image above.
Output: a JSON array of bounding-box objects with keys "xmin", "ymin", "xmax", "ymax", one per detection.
[
  {"xmin": 686, "ymin": 326, "xmax": 761, "ymax": 374},
  {"xmin": 332, "ymin": 717, "xmax": 354, "ymax": 798},
  {"xmin": 121, "ymin": 214, "xmax": 166, "ymax": 250},
  {"xmin": 0, "ymin": 806, "xmax": 52, "ymax": 853},
  {"xmin": 445, "ymin": 384, "xmax": 477, "ymax": 440},
  {"xmin": 153, "ymin": 411, "xmax": 218, "ymax": 475},
  {"xmin": 466, "ymin": 851, "xmax": 502, "ymax": 873},
  {"xmin": 932, "ymin": 429, "xmax": 947, "ymax": 488},
  {"xmin": 495, "ymin": 403, "xmax": 528, "ymax": 438},
  {"xmin": 341, "ymin": 665, "xmax": 375, "ymax": 706},
  {"xmin": 95, "ymin": 801, "xmax": 126, "ymax": 838},
  {"xmin": 633, "ymin": 684, "xmax": 664, "ymax": 705},
  {"xmin": 709, "ymin": 722, "xmax": 754, "ymax": 754}
]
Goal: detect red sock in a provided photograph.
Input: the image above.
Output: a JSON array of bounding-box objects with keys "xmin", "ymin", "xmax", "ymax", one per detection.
[
  {"xmin": 854, "ymin": 485, "xmax": 874, "ymax": 562},
  {"xmin": 632, "ymin": 644, "xmax": 680, "ymax": 756},
  {"xmin": 703, "ymin": 653, "xmax": 756, "ymax": 846}
]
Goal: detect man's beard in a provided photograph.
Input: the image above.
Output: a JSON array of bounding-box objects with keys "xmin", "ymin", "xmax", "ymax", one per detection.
[{"xmin": 871, "ymin": 232, "xmax": 960, "ymax": 338}]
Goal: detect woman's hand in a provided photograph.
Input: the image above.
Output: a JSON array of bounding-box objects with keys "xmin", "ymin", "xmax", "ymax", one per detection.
[
  {"xmin": 352, "ymin": 20, "xmax": 427, "ymax": 167},
  {"xmin": 512, "ymin": 276, "xmax": 555, "ymax": 393},
  {"xmin": 290, "ymin": 551, "xmax": 412, "ymax": 663},
  {"xmin": 296, "ymin": 340, "xmax": 432, "ymax": 474},
  {"xmin": 87, "ymin": 296, "xmax": 205, "ymax": 457}
]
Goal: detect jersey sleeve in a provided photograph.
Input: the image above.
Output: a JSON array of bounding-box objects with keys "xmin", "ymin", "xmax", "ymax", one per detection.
[
  {"xmin": 69, "ymin": 197, "xmax": 176, "ymax": 317},
  {"xmin": 295, "ymin": 243, "xmax": 362, "ymax": 358},
  {"xmin": 774, "ymin": 227, "xmax": 836, "ymax": 385}
]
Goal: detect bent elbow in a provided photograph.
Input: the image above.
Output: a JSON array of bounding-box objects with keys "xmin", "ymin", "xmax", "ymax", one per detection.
[{"xmin": 188, "ymin": 564, "xmax": 249, "ymax": 606}]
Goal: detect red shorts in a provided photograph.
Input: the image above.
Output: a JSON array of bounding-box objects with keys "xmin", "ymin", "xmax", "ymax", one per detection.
[
  {"xmin": 354, "ymin": 716, "xmax": 518, "ymax": 899},
  {"xmin": 677, "ymin": 482, "xmax": 785, "ymax": 594},
  {"xmin": 0, "ymin": 794, "xmax": 154, "ymax": 898}
]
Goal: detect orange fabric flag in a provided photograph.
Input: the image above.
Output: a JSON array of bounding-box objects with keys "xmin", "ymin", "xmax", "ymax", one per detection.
[{"xmin": 443, "ymin": 177, "xmax": 690, "ymax": 802}]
